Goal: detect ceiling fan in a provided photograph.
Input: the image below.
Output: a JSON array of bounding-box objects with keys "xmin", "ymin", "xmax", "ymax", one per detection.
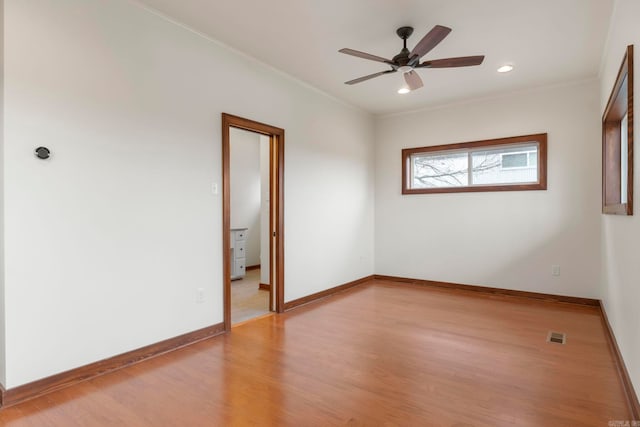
[{"xmin": 339, "ymin": 26, "xmax": 484, "ymax": 92}]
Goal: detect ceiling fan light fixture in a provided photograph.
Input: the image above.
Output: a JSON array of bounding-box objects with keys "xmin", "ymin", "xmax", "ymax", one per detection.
[
  {"xmin": 398, "ymin": 65, "xmax": 413, "ymax": 73},
  {"xmin": 397, "ymin": 86, "xmax": 410, "ymax": 94},
  {"xmin": 497, "ymin": 64, "xmax": 514, "ymax": 73}
]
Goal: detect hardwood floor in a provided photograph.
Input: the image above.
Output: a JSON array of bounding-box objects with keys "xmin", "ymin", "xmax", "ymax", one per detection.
[
  {"xmin": 0, "ymin": 279, "xmax": 632, "ymax": 426},
  {"xmin": 231, "ymin": 268, "xmax": 270, "ymax": 324}
]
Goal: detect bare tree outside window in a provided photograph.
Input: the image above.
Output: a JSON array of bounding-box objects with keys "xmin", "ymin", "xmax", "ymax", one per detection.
[
  {"xmin": 412, "ymin": 152, "xmax": 503, "ymax": 188},
  {"xmin": 411, "ymin": 145, "xmax": 537, "ymax": 189},
  {"xmin": 412, "ymin": 152, "xmax": 470, "ymax": 187}
]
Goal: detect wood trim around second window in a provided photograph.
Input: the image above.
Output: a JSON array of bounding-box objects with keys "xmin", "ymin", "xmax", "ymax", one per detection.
[
  {"xmin": 602, "ymin": 44, "xmax": 633, "ymax": 216},
  {"xmin": 401, "ymin": 133, "xmax": 548, "ymax": 195}
]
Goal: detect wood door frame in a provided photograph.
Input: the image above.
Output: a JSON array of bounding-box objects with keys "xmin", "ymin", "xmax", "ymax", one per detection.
[{"xmin": 222, "ymin": 113, "xmax": 285, "ymax": 331}]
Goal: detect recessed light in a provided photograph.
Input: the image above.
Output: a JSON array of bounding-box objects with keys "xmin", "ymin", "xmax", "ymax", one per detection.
[
  {"xmin": 497, "ymin": 64, "xmax": 514, "ymax": 73},
  {"xmin": 398, "ymin": 87, "xmax": 410, "ymax": 94}
]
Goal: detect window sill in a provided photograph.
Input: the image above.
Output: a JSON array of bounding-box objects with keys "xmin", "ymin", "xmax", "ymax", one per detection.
[
  {"xmin": 402, "ymin": 182, "xmax": 547, "ymax": 195},
  {"xmin": 602, "ymin": 203, "xmax": 632, "ymax": 215}
]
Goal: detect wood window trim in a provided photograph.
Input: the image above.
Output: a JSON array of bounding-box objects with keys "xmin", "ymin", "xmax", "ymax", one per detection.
[
  {"xmin": 602, "ymin": 45, "xmax": 634, "ymax": 216},
  {"xmin": 402, "ymin": 133, "xmax": 548, "ymax": 195}
]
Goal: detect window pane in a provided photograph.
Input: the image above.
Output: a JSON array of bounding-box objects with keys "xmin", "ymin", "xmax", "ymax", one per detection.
[
  {"xmin": 472, "ymin": 143, "xmax": 538, "ymax": 185},
  {"xmin": 412, "ymin": 152, "xmax": 469, "ymax": 188},
  {"xmin": 529, "ymin": 152, "xmax": 537, "ymax": 167}
]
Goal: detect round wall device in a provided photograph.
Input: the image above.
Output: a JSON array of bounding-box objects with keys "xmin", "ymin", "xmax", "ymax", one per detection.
[{"xmin": 35, "ymin": 147, "xmax": 50, "ymax": 159}]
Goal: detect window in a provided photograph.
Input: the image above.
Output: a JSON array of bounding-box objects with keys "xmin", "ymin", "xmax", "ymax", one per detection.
[
  {"xmin": 602, "ymin": 45, "xmax": 633, "ymax": 215},
  {"xmin": 501, "ymin": 150, "xmax": 537, "ymax": 169},
  {"xmin": 402, "ymin": 133, "xmax": 547, "ymax": 194}
]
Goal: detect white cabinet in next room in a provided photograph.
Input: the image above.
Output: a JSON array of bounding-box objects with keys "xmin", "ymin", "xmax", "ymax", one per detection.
[{"xmin": 230, "ymin": 228, "xmax": 247, "ymax": 280}]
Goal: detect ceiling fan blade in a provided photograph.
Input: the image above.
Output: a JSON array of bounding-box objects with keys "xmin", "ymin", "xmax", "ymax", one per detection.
[
  {"xmin": 404, "ymin": 70, "xmax": 424, "ymax": 90},
  {"xmin": 409, "ymin": 25, "xmax": 452, "ymax": 60},
  {"xmin": 339, "ymin": 48, "xmax": 392, "ymax": 64},
  {"xmin": 419, "ymin": 55, "xmax": 485, "ymax": 68},
  {"xmin": 345, "ymin": 69, "xmax": 396, "ymax": 85}
]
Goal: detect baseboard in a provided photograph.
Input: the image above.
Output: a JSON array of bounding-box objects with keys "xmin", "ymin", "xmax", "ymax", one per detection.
[
  {"xmin": 374, "ymin": 275, "xmax": 600, "ymax": 306},
  {"xmin": 284, "ymin": 275, "xmax": 375, "ymax": 311},
  {"xmin": 259, "ymin": 283, "xmax": 271, "ymax": 291},
  {"xmin": 246, "ymin": 265, "xmax": 260, "ymax": 271},
  {"xmin": 0, "ymin": 322, "xmax": 225, "ymax": 408},
  {"xmin": 599, "ymin": 302, "xmax": 640, "ymax": 419}
]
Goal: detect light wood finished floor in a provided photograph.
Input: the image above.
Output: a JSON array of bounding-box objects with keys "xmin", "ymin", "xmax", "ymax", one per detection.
[
  {"xmin": 231, "ymin": 268, "xmax": 270, "ymax": 324},
  {"xmin": 0, "ymin": 280, "xmax": 632, "ymax": 426}
]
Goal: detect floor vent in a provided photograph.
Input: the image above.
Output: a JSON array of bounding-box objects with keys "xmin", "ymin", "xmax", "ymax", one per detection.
[{"xmin": 547, "ymin": 331, "xmax": 566, "ymax": 344}]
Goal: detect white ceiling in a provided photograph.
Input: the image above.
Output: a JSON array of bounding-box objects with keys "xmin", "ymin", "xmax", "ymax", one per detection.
[{"xmin": 136, "ymin": 0, "xmax": 614, "ymax": 115}]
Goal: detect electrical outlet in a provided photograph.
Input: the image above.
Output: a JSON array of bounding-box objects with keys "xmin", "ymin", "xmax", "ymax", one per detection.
[
  {"xmin": 196, "ymin": 288, "xmax": 205, "ymax": 303},
  {"xmin": 551, "ymin": 265, "xmax": 561, "ymax": 276}
]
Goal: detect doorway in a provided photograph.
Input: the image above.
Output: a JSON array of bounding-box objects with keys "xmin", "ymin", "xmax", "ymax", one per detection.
[{"xmin": 222, "ymin": 113, "xmax": 284, "ymax": 331}]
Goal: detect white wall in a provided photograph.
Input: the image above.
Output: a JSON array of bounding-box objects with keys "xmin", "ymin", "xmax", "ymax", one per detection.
[
  {"xmin": 230, "ymin": 128, "xmax": 260, "ymax": 267},
  {"xmin": 375, "ymin": 80, "xmax": 602, "ymax": 299},
  {"xmin": 3, "ymin": 0, "xmax": 374, "ymax": 388},
  {"xmin": 599, "ymin": 0, "xmax": 640, "ymax": 396},
  {"xmin": 259, "ymin": 135, "xmax": 270, "ymax": 286}
]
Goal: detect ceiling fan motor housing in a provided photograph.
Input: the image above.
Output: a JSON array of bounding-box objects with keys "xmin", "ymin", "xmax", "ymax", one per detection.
[{"xmin": 393, "ymin": 26, "xmax": 414, "ymax": 67}]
